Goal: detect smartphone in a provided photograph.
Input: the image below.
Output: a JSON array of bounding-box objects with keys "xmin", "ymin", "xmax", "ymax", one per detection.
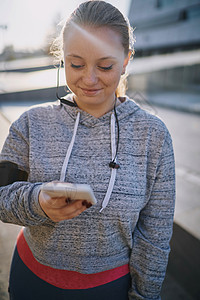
[{"xmin": 41, "ymin": 182, "xmax": 97, "ymax": 205}]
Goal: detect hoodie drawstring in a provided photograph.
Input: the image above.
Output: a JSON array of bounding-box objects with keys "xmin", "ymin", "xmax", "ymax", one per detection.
[
  {"xmin": 99, "ymin": 113, "xmax": 118, "ymax": 212},
  {"xmin": 60, "ymin": 111, "xmax": 118, "ymax": 212},
  {"xmin": 60, "ymin": 112, "xmax": 80, "ymax": 182}
]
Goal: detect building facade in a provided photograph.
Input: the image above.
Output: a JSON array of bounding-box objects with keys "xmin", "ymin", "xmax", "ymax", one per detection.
[{"xmin": 128, "ymin": 0, "xmax": 200, "ymax": 56}]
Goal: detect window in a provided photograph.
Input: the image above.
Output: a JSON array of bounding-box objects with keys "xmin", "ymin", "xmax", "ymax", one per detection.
[
  {"xmin": 187, "ymin": 5, "xmax": 200, "ymax": 19},
  {"xmin": 160, "ymin": 0, "xmax": 175, "ymax": 8}
]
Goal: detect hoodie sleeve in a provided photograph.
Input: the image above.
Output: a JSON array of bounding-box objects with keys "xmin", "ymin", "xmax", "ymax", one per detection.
[
  {"xmin": 128, "ymin": 130, "xmax": 176, "ymax": 300},
  {"xmin": 0, "ymin": 182, "xmax": 48, "ymax": 226},
  {"xmin": 0, "ymin": 113, "xmax": 48, "ymax": 226}
]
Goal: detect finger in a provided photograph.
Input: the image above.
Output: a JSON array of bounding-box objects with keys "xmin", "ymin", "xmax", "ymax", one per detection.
[
  {"xmin": 39, "ymin": 190, "xmax": 92, "ymax": 222},
  {"xmin": 51, "ymin": 201, "xmax": 87, "ymax": 222},
  {"xmin": 62, "ymin": 205, "xmax": 87, "ymax": 220},
  {"xmin": 50, "ymin": 197, "xmax": 69, "ymax": 208},
  {"xmin": 41, "ymin": 191, "xmax": 68, "ymax": 208},
  {"xmin": 82, "ymin": 200, "xmax": 92, "ymax": 208},
  {"xmin": 39, "ymin": 191, "xmax": 68, "ymax": 220},
  {"xmin": 57, "ymin": 200, "xmax": 91, "ymax": 220},
  {"xmin": 61, "ymin": 199, "xmax": 85, "ymax": 215}
]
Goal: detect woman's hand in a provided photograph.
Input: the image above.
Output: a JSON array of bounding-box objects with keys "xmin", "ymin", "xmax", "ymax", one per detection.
[{"xmin": 38, "ymin": 190, "xmax": 92, "ymax": 222}]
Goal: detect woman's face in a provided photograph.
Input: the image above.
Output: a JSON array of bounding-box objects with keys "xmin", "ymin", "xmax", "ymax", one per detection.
[{"xmin": 63, "ymin": 25, "xmax": 130, "ymax": 114}]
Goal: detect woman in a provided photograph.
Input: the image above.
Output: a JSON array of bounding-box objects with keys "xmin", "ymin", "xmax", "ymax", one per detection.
[{"xmin": 0, "ymin": 1, "xmax": 175, "ymax": 299}]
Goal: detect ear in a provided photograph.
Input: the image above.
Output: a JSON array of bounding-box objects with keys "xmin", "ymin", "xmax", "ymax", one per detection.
[{"xmin": 122, "ymin": 50, "xmax": 132, "ymax": 74}]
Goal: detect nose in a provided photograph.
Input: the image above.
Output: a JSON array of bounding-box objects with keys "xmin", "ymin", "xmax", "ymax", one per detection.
[{"xmin": 82, "ymin": 67, "xmax": 98, "ymax": 86}]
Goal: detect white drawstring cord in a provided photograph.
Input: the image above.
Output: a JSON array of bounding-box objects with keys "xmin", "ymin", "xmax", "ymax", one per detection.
[
  {"xmin": 60, "ymin": 112, "xmax": 80, "ymax": 182},
  {"xmin": 59, "ymin": 110, "xmax": 118, "ymax": 212},
  {"xmin": 100, "ymin": 113, "xmax": 117, "ymax": 212}
]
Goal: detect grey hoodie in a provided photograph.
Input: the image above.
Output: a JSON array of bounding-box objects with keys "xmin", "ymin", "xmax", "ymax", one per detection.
[{"xmin": 0, "ymin": 95, "xmax": 175, "ymax": 299}]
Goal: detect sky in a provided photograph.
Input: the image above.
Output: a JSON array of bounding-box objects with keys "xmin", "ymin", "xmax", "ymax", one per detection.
[{"xmin": 0, "ymin": 0, "xmax": 131, "ymax": 53}]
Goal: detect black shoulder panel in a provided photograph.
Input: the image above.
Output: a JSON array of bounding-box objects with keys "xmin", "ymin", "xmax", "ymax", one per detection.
[{"xmin": 0, "ymin": 161, "xmax": 28, "ymax": 187}]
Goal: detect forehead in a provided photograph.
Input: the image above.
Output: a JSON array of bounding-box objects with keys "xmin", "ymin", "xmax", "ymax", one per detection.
[{"xmin": 63, "ymin": 25, "xmax": 124, "ymax": 59}]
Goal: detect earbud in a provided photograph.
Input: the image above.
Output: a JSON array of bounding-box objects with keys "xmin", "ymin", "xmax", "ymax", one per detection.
[{"xmin": 109, "ymin": 161, "xmax": 120, "ymax": 169}]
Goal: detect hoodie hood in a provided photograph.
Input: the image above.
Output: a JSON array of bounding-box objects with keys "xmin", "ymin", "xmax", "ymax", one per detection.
[{"xmin": 61, "ymin": 93, "xmax": 140, "ymax": 127}]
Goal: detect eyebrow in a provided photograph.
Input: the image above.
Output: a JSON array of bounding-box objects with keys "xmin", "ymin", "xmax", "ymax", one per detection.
[{"xmin": 66, "ymin": 54, "xmax": 117, "ymax": 61}]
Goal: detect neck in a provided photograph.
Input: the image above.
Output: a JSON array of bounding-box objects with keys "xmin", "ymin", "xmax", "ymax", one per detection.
[{"xmin": 74, "ymin": 96, "xmax": 119, "ymax": 118}]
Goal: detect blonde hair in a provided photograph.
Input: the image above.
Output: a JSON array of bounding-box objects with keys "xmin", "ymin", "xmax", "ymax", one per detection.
[{"xmin": 51, "ymin": 1, "xmax": 135, "ymax": 97}]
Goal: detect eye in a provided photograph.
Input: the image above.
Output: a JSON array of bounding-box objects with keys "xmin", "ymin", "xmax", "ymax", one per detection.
[
  {"xmin": 98, "ymin": 65, "xmax": 113, "ymax": 71},
  {"xmin": 71, "ymin": 63, "xmax": 84, "ymax": 69}
]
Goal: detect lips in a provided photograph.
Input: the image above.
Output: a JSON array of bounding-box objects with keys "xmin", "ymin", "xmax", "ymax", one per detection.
[{"xmin": 80, "ymin": 87, "xmax": 102, "ymax": 96}]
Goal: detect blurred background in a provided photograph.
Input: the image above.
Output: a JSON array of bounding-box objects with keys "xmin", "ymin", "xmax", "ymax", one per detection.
[{"xmin": 0, "ymin": 0, "xmax": 200, "ymax": 299}]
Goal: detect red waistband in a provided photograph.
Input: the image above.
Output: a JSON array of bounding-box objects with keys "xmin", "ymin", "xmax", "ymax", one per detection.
[{"xmin": 17, "ymin": 229, "xmax": 129, "ymax": 289}]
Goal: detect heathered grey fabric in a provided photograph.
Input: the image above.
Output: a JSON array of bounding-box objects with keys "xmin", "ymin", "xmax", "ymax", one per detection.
[{"xmin": 0, "ymin": 95, "xmax": 175, "ymax": 299}]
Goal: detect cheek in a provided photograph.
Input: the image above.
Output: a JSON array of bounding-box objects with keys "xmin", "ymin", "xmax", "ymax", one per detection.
[
  {"xmin": 103, "ymin": 66, "xmax": 122, "ymax": 83},
  {"xmin": 105, "ymin": 71, "xmax": 121, "ymax": 87},
  {"xmin": 65, "ymin": 69, "xmax": 78, "ymax": 86}
]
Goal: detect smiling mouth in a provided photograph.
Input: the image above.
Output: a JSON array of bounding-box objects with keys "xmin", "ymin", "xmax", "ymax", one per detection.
[
  {"xmin": 80, "ymin": 88, "xmax": 102, "ymax": 95},
  {"xmin": 81, "ymin": 88, "xmax": 101, "ymax": 91}
]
